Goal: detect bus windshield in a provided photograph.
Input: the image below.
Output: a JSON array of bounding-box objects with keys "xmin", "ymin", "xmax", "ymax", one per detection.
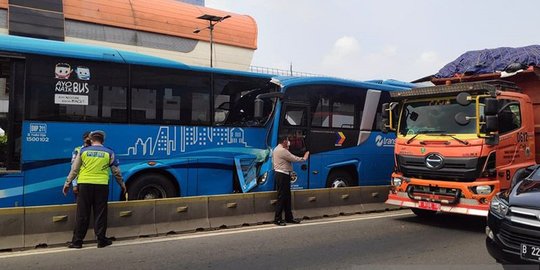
[{"xmin": 399, "ymin": 99, "xmax": 477, "ymax": 136}]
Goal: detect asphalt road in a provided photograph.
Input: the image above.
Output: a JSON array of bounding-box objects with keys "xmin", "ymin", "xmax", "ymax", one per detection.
[{"xmin": 0, "ymin": 210, "xmax": 503, "ymax": 270}]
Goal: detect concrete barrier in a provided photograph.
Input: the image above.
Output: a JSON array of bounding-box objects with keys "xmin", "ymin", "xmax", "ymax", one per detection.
[
  {"xmin": 0, "ymin": 186, "xmax": 397, "ymax": 250},
  {"xmin": 292, "ymin": 188, "xmax": 332, "ymax": 219},
  {"xmin": 107, "ymin": 200, "xmax": 157, "ymax": 239},
  {"xmin": 357, "ymin": 186, "xmax": 393, "ymax": 212},
  {"xmin": 0, "ymin": 207, "xmax": 24, "ymax": 250},
  {"xmin": 328, "ymin": 186, "xmax": 364, "ymax": 215},
  {"xmin": 23, "ymin": 204, "xmax": 77, "ymax": 248},
  {"xmin": 208, "ymin": 193, "xmax": 256, "ymax": 228},
  {"xmin": 155, "ymin": 196, "xmax": 209, "ymax": 234},
  {"xmin": 252, "ymin": 191, "xmax": 277, "ymax": 223}
]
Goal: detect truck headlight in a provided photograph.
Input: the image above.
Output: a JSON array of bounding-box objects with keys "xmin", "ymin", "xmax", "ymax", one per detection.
[
  {"xmin": 490, "ymin": 195, "xmax": 508, "ymax": 218},
  {"xmin": 391, "ymin": 177, "xmax": 402, "ymax": 187},
  {"xmin": 475, "ymin": 185, "xmax": 492, "ymax": 195}
]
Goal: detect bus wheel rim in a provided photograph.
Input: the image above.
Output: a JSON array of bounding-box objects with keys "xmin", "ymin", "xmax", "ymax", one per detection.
[{"xmin": 331, "ymin": 179, "xmax": 347, "ymax": 188}]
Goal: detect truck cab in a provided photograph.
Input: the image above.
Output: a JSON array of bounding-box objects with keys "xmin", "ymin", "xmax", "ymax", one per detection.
[{"xmin": 384, "ymin": 68, "xmax": 540, "ymax": 217}]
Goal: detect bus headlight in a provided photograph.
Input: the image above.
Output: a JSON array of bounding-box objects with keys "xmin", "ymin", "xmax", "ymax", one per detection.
[
  {"xmin": 258, "ymin": 172, "xmax": 268, "ymax": 184},
  {"xmin": 391, "ymin": 177, "xmax": 402, "ymax": 187},
  {"xmin": 490, "ymin": 195, "xmax": 508, "ymax": 218},
  {"xmin": 475, "ymin": 185, "xmax": 492, "ymax": 195}
]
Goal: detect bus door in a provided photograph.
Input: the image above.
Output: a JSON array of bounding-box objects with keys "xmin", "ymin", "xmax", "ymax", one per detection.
[
  {"xmin": 0, "ymin": 57, "xmax": 24, "ymax": 207},
  {"xmin": 279, "ymin": 103, "xmax": 310, "ymax": 189}
]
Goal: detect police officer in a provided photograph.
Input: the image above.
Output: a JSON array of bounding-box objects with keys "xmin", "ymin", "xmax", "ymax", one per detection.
[
  {"xmin": 273, "ymin": 135, "xmax": 309, "ymax": 226},
  {"xmin": 63, "ymin": 130, "xmax": 126, "ymax": 248},
  {"xmin": 71, "ymin": 131, "xmax": 92, "ymax": 196}
]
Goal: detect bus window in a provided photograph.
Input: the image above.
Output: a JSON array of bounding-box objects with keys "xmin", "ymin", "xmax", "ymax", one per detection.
[
  {"xmin": 213, "ymin": 74, "xmax": 275, "ymax": 127},
  {"xmin": 131, "ymin": 65, "xmax": 210, "ymax": 125},
  {"xmin": 0, "ymin": 58, "xmax": 23, "ymax": 170},
  {"xmin": 284, "ymin": 107, "xmax": 307, "ymax": 126},
  {"xmin": 131, "ymin": 88, "xmax": 157, "ymax": 123},
  {"xmin": 312, "ymin": 97, "xmax": 330, "ymax": 127},
  {"xmin": 26, "ymin": 56, "xmax": 128, "ymax": 123},
  {"xmin": 332, "ymin": 101, "xmax": 355, "ymax": 129}
]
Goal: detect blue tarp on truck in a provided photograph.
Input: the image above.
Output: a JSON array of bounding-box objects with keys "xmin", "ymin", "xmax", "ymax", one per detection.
[{"xmin": 435, "ymin": 45, "xmax": 540, "ymax": 78}]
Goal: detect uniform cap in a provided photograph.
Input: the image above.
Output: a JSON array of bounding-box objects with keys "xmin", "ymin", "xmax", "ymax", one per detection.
[{"xmin": 90, "ymin": 130, "xmax": 106, "ymax": 140}]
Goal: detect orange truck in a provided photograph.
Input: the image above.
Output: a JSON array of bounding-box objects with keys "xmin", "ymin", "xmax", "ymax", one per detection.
[{"xmin": 383, "ymin": 66, "xmax": 540, "ymax": 217}]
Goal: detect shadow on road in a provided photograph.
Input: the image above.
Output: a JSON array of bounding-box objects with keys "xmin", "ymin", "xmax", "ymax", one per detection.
[{"xmin": 396, "ymin": 210, "xmax": 487, "ymax": 233}]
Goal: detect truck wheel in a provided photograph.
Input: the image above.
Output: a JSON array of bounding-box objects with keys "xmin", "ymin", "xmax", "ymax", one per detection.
[
  {"xmin": 128, "ymin": 173, "xmax": 177, "ymax": 200},
  {"xmin": 326, "ymin": 170, "xmax": 354, "ymax": 188},
  {"xmin": 411, "ymin": 208, "xmax": 437, "ymax": 218}
]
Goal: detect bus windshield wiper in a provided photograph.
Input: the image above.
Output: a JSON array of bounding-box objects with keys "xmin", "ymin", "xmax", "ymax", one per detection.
[
  {"xmin": 406, "ymin": 130, "xmax": 446, "ymax": 144},
  {"xmin": 436, "ymin": 133, "xmax": 469, "ymax": 145}
]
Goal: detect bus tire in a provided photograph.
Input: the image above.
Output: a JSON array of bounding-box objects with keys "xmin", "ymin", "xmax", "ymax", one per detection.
[
  {"xmin": 128, "ymin": 173, "xmax": 177, "ymax": 200},
  {"xmin": 326, "ymin": 170, "xmax": 353, "ymax": 188},
  {"xmin": 411, "ymin": 208, "xmax": 437, "ymax": 218}
]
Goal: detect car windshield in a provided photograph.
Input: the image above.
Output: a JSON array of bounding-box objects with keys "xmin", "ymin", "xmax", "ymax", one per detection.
[{"xmin": 399, "ymin": 99, "xmax": 477, "ymax": 136}]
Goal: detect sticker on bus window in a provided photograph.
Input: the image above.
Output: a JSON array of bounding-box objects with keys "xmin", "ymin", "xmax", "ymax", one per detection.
[
  {"xmin": 55, "ymin": 63, "xmax": 73, "ymax": 79},
  {"xmin": 76, "ymin": 66, "xmax": 90, "ymax": 80}
]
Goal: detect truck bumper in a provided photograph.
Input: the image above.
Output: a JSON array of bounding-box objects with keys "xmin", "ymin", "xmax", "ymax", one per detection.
[{"xmin": 386, "ymin": 192, "xmax": 489, "ymax": 217}]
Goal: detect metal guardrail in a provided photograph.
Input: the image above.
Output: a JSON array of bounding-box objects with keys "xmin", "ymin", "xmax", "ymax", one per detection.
[
  {"xmin": 249, "ymin": 65, "xmax": 323, "ymax": 77},
  {"xmin": 0, "ymin": 186, "xmax": 397, "ymax": 250}
]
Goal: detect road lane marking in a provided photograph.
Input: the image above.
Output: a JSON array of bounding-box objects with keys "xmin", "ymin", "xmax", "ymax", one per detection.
[{"xmin": 0, "ymin": 210, "xmax": 412, "ymax": 259}]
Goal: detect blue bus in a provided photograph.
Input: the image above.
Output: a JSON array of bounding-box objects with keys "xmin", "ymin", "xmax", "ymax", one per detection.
[{"xmin": 0, "ymin": 34, "xmax": 413, "ymax": 207}]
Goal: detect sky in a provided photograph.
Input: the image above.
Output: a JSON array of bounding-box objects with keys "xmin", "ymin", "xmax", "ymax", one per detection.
[{"xmin": 205, "ymin": 0, "xmax": 540, "ymax": 82}]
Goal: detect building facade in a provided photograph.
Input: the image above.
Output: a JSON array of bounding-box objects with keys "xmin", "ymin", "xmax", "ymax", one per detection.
[{"xmin": 0, "ymin": 0, "xmax": 255, "ymax": 70}]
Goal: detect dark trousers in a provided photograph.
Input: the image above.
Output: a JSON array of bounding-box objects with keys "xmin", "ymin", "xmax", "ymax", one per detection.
[
  {"xmin": 72, "ymin": 184, "xmax": 109, "ymax": 244},
  {"xmin": 274, "ymin": 172, "xmax": 294, "ymax": 221}
]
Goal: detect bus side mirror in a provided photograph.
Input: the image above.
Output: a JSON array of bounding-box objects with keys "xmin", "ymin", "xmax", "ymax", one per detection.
[
  {"xmin": 254, "ymin": 98, "xmax": 264, "ymax": 120},
  {"xmin": 485, "ymin": 115, "xmax": 498, "ymax": 133},
  {"xmin": 484, "ymin": 98, "xmax": 498, "ymax": 116},
  {"xmin": 381, "ymin": 102, "xmax": 398, "ymax": 133},
  {"xmin": 382, "ymin": 103, "xmax": 390, "ymax": 119}
]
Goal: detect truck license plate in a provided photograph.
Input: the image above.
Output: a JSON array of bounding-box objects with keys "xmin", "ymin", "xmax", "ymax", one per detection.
[
  {"xmin": 521, "ymin": 244, "xmax": 540, "ymax": 262},
  {"xmin": 418, "ymin": 201, "xmax": 441, "ymax": 211}
]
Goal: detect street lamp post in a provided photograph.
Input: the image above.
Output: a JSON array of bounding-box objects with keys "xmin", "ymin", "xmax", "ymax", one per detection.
[{"xmin": 193, "ymin": 14, "xmax": 231, "ymax": 68}]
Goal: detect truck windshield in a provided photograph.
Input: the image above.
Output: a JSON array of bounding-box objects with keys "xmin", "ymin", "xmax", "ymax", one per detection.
[{"xmin": 399, "ymin": 99, "xmax": 476, "ymax": 136}]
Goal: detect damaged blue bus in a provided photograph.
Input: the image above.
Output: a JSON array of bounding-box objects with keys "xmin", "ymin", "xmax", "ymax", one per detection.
[{"xmin": 0, "ymin": 34, "xmax": 413, "ymax": 207}]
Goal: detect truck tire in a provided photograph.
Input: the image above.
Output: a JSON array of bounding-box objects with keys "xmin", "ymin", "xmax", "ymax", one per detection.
[
  {"xmin": 127, "ymin": 173, "xmax": 177, "ymax": 200},
  {"xmin": 411, "ymin": 208, "xmax": 437, "ymax": 218},
  {"xmin": 326, "ymin": 170, "xmax": 354, "ymax": 188}
]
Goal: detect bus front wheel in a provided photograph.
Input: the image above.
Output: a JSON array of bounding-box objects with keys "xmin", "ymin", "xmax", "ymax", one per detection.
[
  {"xmin": 128, "ymin": 173, "xmax": 177, "ymax": 200},
  {"xmin": 326, "ymin": 170, "xmax": 353, "ymax": 188}
]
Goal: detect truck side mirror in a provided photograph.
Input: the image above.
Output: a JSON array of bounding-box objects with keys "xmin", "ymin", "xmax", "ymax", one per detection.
[
  {"xmin": 456, "ymin": 92, "xmax": 471, "ymax": 106},
  {"xmin": 454, "ymin": 112, "xmax": 470, "ymax": 125},
  {"xmin": 484, "ymin": 98, "xmax": 498, "ymax": 116},
  {"xmin": 485, "ymin": 115, "xmax": 498, "ymax": 133},
  {"xmin": 485, "ymin": 134, "xmax": 499, "ymax": 146},
  {"xmin": 254, "ymin": 98, "xmax": 264, "ymax": 120}
]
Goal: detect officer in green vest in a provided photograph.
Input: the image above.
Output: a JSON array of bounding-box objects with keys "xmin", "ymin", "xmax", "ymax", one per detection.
[
  {"xmin": 71, "ymin": 131, "xmax": 92, "ymax": 196},
  {"xmin": 63, "ymin": 130, "xmax": 126, "ymax": 249}
]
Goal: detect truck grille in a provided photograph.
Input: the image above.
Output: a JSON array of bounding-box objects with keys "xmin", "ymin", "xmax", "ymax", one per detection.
[{"xmin": 397, "ymin": 155, "xmax": 485, "ymax": 182}]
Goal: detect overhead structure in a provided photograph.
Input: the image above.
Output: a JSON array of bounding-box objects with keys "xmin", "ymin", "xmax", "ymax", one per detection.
[{"xmin": 0, "ymin": 0, "xmax": 257, "ymax": 70}]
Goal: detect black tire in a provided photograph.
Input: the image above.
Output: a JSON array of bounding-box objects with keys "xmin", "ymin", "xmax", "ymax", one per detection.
[
  {"xmin": 127, "ymin": 173, "xmax": 177, "ymax": 200},
  {"xmin": 326, "ymin": 170, "xmax": 355, "ymax": 188},
  {"xmin": 411, "ymin": 208, "xmax": 437, "ymax": 218}
]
